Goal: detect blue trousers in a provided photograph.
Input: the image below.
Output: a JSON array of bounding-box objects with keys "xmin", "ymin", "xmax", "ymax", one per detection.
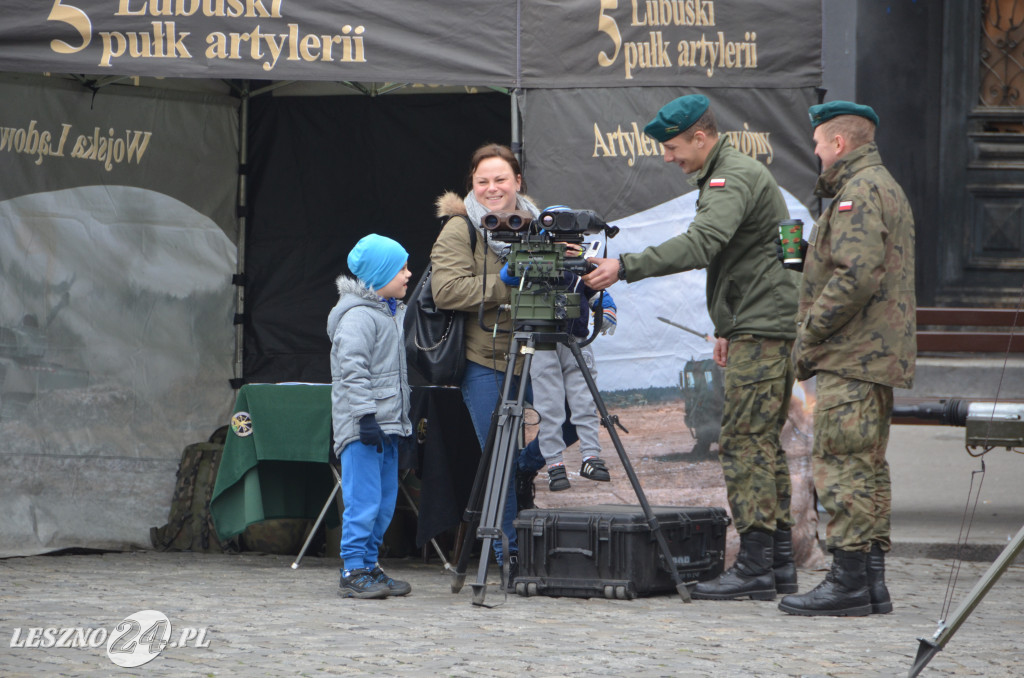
[{"xmin": 338, "ymin": 436, "xmax": 399, "ymax": 572}]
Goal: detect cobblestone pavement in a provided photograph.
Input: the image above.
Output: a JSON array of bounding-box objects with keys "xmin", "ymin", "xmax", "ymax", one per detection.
[{"xmin": 2, "ymin": 551, "xmax": 1023, "ymax": 677}]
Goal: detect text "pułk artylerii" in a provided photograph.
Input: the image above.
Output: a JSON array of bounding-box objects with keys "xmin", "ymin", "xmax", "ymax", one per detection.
[{"xmin": 87, "ymin": 0, "xmax": 367, "ymax": 70}]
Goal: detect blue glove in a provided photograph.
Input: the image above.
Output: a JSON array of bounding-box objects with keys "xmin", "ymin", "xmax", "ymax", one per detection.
[
  {"xmin": 500, "ymin": 262, "xmax": 521, "ymax": 286},
  {"xmin": 591, "ymin": 293, "xmax": 617, "ymax": 336},
  {"xmin": 359, "ymin": 413, "xmax": 384, "ymax": 452}
]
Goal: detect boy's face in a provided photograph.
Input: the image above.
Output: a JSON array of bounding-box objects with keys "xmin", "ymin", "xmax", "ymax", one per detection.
[{"xmin": 376, "ymin": 263, "xmax": 412, "ymax": 299}]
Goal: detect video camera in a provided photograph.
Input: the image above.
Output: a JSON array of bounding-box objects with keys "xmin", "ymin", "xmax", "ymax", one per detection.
[{"xmin": 481, "ymin": 206, "xmax": 618, "ymax": 323}]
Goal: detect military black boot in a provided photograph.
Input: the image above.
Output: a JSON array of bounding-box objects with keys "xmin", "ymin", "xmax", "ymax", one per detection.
[
  {"xmin": 866, "ymin": 543, "xmax": 893, "ymax": 614},
  {"xmin": 772, "ymin": 528, "xmax": 798, "ymax": 594},
  {"xmin": 778, "ymin": 549, "xmax": 871, "ymax": 616},
  {"xmin": 692, "ymin": 530, "xmax": 776, "ymax": 601}
]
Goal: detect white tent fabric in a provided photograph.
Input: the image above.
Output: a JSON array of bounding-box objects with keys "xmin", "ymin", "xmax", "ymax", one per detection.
[{"xmin": 590, "ymin": 189, "xmax": 814, "ymax": 391}]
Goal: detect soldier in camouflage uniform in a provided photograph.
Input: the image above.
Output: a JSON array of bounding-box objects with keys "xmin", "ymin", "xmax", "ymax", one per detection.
[
  {"xmin": 778, "ymin": 101, "xmax": 916, "ymax": 617},
  {"xmin": 586, "ymin": 95, "xmax": 800, "ymax": 601}
]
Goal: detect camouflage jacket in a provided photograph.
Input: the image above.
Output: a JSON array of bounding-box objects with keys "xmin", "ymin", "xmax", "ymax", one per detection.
[
  {"xmin": 622, "ymin": 137, "xmax": 798, "ymax": 341},
  {"xmin": 793, "ymin": 142, "xmax": 916, "ymax": 388}
]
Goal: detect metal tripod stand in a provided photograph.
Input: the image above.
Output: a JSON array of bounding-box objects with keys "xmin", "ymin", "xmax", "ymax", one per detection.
[
  {"xmin": 449, "ymin": 322, "xmax": 692, "ymax": 606},
  {"xmin": 894, "ymin": 399, "xmax": 1024, "ymax": 676}
]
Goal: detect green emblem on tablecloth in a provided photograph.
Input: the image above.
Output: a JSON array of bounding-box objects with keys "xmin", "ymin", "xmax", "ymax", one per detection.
[{"xmin": 230, "ymin": 411, "xmax": 253, "ymax": 437}]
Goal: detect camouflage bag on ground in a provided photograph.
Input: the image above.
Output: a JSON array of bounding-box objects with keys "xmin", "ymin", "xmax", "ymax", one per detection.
[{"xmin": 150, "ymin": 426, "xmax": 239, "ymax": 553}]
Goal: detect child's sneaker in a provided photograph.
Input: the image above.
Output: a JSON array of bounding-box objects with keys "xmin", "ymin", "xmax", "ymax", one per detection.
[
  {"xmin": 580, "ymin": 457, "xmax": 611, "ymax": 482},
  {"xmin": 370, "ymin": 565, "xmax": 412, "ymax": 596},
  {"xmin": 339, "ymin": 568, "xmax": 389, "ymax": 599},
  {"xmin": 547, "ymin": 464, "xmax": 570, "ymax": 491}
]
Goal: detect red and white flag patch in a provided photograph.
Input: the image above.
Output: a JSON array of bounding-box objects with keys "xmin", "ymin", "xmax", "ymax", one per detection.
[
  {"xmin": 708, "ymin": 178, "xmax": 726, "ymax": 187},
  {"xmin": 838, "ymin": 200, "xmax": 854, "ymax": 212}
]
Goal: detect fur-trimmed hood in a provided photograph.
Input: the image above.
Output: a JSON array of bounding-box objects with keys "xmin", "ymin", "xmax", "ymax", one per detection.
[
  {"xmin": 334, "ymin": 274, "xmax": 380, "ymax": 302},
  {"xmin": 434, "ymin": 190, "xmax": 539, "ymax": 220},
  {"xmin": 326, "ymin": 274, "xmax": 391, "ymax": 338},
  {"xmin": 435, "ymin": 191, "xmax": 467, "ymax": 219}
]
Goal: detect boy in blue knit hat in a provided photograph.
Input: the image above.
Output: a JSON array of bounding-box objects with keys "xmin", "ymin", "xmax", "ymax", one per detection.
[{"xmin": 328, "ymin": 233, "xmax": 413, "ymax": 599}]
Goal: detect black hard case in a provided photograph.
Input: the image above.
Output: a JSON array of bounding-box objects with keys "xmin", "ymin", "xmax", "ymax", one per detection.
[{"xmin": 513, "ymin": 504, "xmax": 730, "ymax": 599}]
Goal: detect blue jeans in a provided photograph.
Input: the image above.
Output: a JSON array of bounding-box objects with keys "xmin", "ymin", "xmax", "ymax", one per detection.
[{"xmin": 461, "ymin": 362, "xmax": 582, "ymax": 563}]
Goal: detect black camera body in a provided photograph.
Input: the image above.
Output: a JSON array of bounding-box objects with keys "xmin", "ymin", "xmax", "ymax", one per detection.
[{"xmin": 481, "ymin": 207, "xmax": 617, "ymax": 323}]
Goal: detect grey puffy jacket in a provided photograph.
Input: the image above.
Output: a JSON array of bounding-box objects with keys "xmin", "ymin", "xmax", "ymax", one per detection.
[{"xmin": 327, "ymin": 275, "xmax": 412, "ymax": 453}]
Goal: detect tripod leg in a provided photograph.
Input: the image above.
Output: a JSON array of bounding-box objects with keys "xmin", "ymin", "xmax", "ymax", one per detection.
[
  {"xmin": 909, "ymin": 521, "xmax": 1024, "ymax": 677},
  {"xmin": 451, "ymin": 406, "xmax": 501, "ymax": 593},
  {"xmin": 565, "ymin": 337, "xmax": 692, "ymax": 603},
  {"xmin": 469, "ymin": 335, "xmax": 537, "ymax": 606}
]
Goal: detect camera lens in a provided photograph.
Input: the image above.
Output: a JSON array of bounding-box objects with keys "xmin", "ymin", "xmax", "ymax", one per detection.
[
  {"xmin": 540, "ymin": 214, "xmax": 554, "ymax": 228},
  {"xmin": 508, "ymin": 214, "xmax": 523, "ymax": 230},
  {"xmin": 483, "ymin": 214, "xmax": 499, "ymax": 229}
]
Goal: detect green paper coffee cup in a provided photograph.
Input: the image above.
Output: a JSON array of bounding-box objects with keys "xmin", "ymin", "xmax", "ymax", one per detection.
[{"xmin": 778, "ymin": 219, "xmax": 804, "ymax": 264}]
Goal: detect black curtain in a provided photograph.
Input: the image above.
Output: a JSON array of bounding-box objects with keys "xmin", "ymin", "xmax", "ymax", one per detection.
[{"xmin": 243, "ymin": 92, "xmax": 511, "ymax": 383}]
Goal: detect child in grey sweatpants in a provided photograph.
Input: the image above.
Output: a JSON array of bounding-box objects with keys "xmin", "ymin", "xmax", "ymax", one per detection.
[{"xmin": 527, "ymin": 277, "xmax": 618, "ymax": 491}]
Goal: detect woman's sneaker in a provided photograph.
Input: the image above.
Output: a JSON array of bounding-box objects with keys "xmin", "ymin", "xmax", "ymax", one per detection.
[
  {"xmin": 370, "ymin": 565, "xmax": 412, "ymax": 596},
  {"xmin": 515, "ymin": 468, "xmax": 538, "ymax": 510},
  {"xmin": 503, "ymin": 552, "xmax": 520, "ymax": 593},
  {"xmin": 547, "ymin": 464, "xmax": 570, "ymax": 491},
  {"xmin": 580, "ymin": 457, "xmax": 611, "ymax": 482},
  {"xmin": 339, "ymin": 568, "xmax": 389, "ymax": 599}
]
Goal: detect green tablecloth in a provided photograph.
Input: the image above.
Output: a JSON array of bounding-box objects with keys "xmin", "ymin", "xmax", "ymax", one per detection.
[
  {"xmin": 209, "ymin": 382, "xmax": 481, "ymax": 546},
  {"xmin": 210, "ymin": 384, "xmax": 338, "ymax": 540}
]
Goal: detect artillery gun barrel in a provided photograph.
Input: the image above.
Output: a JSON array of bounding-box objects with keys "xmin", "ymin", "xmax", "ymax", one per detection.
[
  {"xmin": 891, "ymin": 398, "xmax": 970, "ymax": 427},
  {"xmin": 892, "ymin": 398, "xmax": 1024, "ymax": 450}
]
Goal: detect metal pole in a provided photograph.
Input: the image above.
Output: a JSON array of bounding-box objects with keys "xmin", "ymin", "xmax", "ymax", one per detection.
[
  {"xmin": 909, "ymin": 522, "xmax": 1024, "ymax": 677},
  {"xmin": 233, "ymin": 84, "xmax": 249, "ymax": 387}
]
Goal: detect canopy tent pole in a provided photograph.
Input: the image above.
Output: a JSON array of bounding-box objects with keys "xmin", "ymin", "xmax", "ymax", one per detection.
[
  {"xmin": 511, "ymin": 89, "xmax": 522, "ymax": 164},
  {"xmin": 232, "ymin": 82, "xmax": 250, "ymax": 388},
  {"xmin": 512, "ymin": 0, "xmax": 522, "ymax": 164}
]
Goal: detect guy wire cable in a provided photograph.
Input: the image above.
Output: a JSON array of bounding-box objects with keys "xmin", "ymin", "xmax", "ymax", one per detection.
[{"xmin": 937, "ymin": 279, "xmax": 1024, "ymax": 625}]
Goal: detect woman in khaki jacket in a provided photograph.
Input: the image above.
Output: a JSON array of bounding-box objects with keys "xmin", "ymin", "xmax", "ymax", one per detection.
[{"xmin": 430, "ymin": 144, "xmax": 545, "ymax": 579}]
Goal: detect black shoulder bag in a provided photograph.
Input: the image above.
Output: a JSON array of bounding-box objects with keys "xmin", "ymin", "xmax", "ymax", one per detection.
[{"xmin": 404, "ymin": 216, "xmax": 477, "ymax": 386}]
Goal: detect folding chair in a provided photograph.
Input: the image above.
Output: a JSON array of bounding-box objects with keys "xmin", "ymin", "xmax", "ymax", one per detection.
[
  {"xmin": 291, "ymin": 460, "xmax": 343, "ymax": 569},
  {"xmin": 290, "ymin": 461, "xmax": 452, "ymax": 570}
]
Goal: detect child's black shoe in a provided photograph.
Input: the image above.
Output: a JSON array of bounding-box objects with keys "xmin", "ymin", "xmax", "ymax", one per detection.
[
  {"xmin": 370, "ymin": 565, "xmax": 411, "ymax": 596},
  {"xmin": 547, "ymin": 464, "xmax": 570, "ymax": 491},
  {"xmin": 580, "ymin": 457, "xmax": 611, "ymax": 482},
  {"xmin": 339, "ymin": 568, "xmax": 389, "ymax": 599}
]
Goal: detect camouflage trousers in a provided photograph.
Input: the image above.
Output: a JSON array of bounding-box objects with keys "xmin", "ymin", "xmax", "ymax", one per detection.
[
  {"xmin": 812, "ymin": 372, "xmax": 893, "ymax": 553},
  {"xmin": 718, "ymin": 335, "xmax": 795, "ymax": 534}
]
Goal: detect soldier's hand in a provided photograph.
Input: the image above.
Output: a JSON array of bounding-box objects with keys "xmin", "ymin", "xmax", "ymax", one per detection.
[
  {"xmin": 713, "ymin": 337, "xmax": 728, "ymax": 368},
  {"xmin": 582, "ymin": 257, "xmax": 618, "ymax": 290},
  {"xmin": 776, "ymin": 240, "xmax": 808, "ymax": 272}
]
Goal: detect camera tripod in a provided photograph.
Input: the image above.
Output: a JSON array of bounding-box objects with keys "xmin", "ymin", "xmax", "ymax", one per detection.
[{"xmin": 449, "ymin": 322, "xmax": 692, "ymax": 606}]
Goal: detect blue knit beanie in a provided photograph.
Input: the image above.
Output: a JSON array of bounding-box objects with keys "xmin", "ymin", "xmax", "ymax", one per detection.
[{"xmin": 347, "ymin": 234, "xmax": 408, "ymax": 291}]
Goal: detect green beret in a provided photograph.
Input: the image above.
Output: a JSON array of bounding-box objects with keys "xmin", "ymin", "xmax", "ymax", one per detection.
[
  {"xmin": 644, "ymin": 94, "xmax": 710, "ymax": 142},
  {"xmin": 808, "ymin": 101, "xmax": 879, "ymax": 128}
]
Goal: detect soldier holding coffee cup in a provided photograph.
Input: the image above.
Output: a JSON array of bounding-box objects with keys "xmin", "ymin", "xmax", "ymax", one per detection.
[{"xmin": 779, "ymin": 101, "xmax": 916, "ymax": 617}]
